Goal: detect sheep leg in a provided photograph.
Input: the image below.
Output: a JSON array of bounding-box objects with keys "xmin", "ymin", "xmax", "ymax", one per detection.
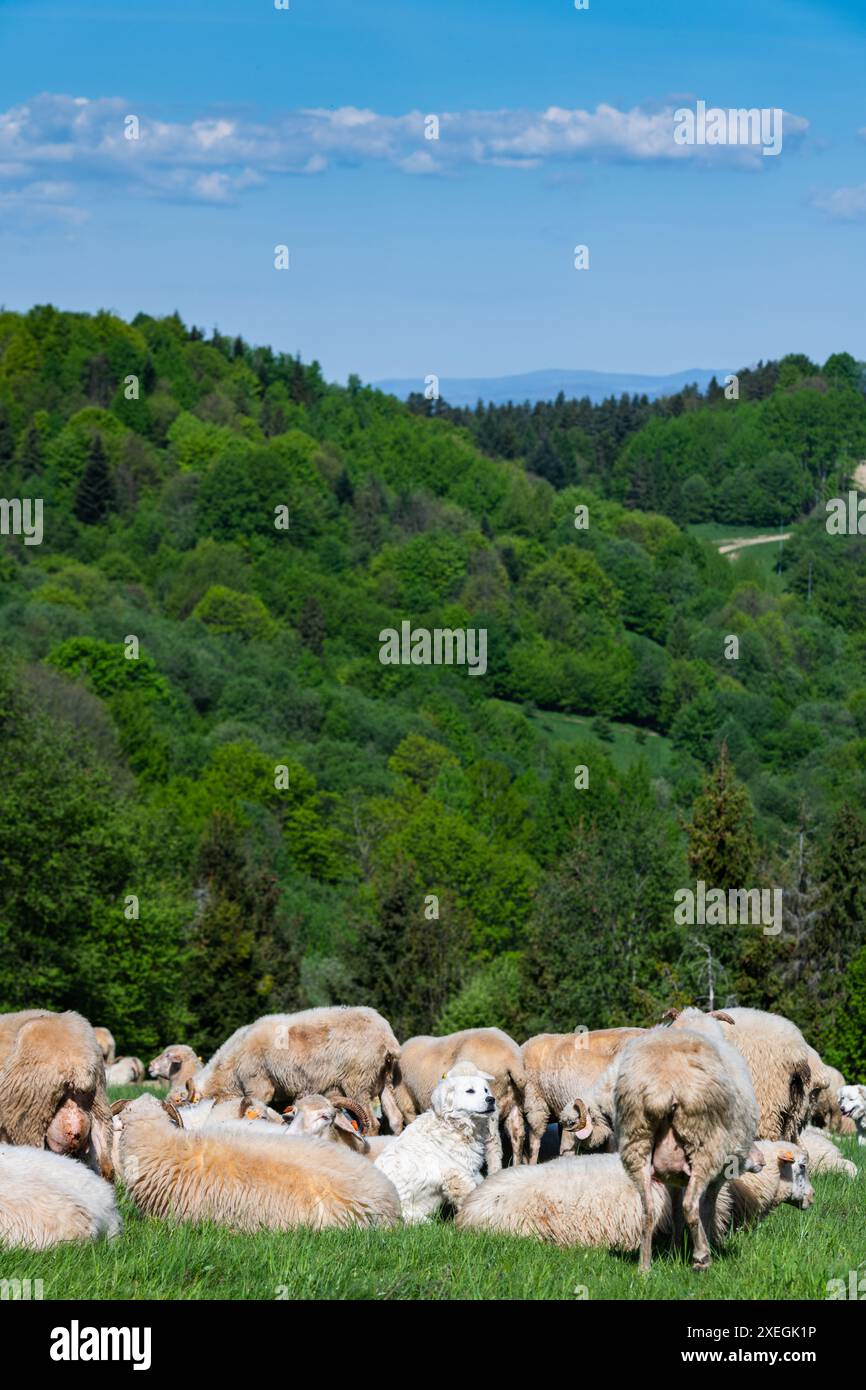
[
  {"xmin": 638, "ymin": 1156, "xmax": 655, "ymax": 1274},
  {"xmin": 683, "ymin": 1176, "xmax": 711, "ymax": 1270},
  {"xmin": 671, "ymin": 1187, "xmax": 685, "ymax": 1256},
  {"xmin": 505, "ymin": 1104, "xmax": 525, "ymax": 1165},
  {"xmin": 524, "ymin": 1097, "xmax": 548, "ymax": 1164},
  {"xmin": 485, "ymin": 1115, "xmax": 503, "ymax": 1174}
]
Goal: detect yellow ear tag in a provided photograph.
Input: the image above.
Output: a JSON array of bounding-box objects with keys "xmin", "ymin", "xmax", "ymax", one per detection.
[
  {"xmin": 245, "ymin": 1109, "xmax": 258, "ymax": 1120},
  {"xmin": 779, "ymin": 1149, "xmax": 795, "ymax": 1162}
]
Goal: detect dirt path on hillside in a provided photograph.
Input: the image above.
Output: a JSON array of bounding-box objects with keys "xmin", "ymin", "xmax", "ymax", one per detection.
[{"xmin": 718, "ymin": 533, "xmax": 791, "ymax": 555}]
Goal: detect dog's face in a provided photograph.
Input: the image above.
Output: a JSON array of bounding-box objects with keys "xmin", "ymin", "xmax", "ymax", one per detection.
[
  {"xmin": 432, "ymin": 1074, "xmax": 496, "ymax": 1119},
  {"xmin": 838, "ymin": 1085, "xmax": 866, "ymax": 1122}
]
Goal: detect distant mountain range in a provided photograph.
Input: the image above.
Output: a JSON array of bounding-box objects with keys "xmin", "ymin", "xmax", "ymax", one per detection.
[{"xmin": 373, "ymin": 366, "xmax": 733, "ymax": 407}]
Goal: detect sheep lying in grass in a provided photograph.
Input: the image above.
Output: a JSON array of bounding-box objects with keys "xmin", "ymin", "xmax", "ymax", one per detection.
[
  {"xmin": 192, "ymin": 1007, "xmax": 402, "ymax": 1135},
  {"xmin": 284, "ymin": 1094, "xmax": 372, "ymax": 1155},
  {"xmin": 173, "ymin": 1095, "xmax": 285, "ymax": 1134},
  {"xmin": 374, "ymin": 1071, "xmax": 496, "ymax": 1223},
  {"xmin": 0, "ymin": 1145, "xmax": 121, "ymax": 1250},
  {"xmin": 148, "ymin": 1045, "xmax": 202, "ymax": 1098},
  {"xmin": 522, "ymin": 1027, "xmax": 644, "ymax": 1163},
  {"xmin": 614, "ymin": 1012, "xmax": 760, "ymax": 1271},
  {"xmin": 838, "ymin": 1086, "xmax": 866, "ymax": 1146},
  {"xmin": 106, "ymin": 1057, "xmax": 145, "ymax": 1086},
  {"xmin": 112, "ymin": 1094, "xmax": 401, "ymax": 1231},
  {"xmin": 393, "ymin": 1028, "xmax": 525, "ymax": 1165},
  {"xmin": 93, "ymin": 1028, "xmax": 116, "ymax": 1069},
  {"xmin": 795, "ymin": 1126, "xmax": 857, "ymax": 1180},
  {"xmin": 0, "ymin": 1010, "xmax": 113, "ymax": 1178},
  {"xmin": 455, "ymin": 1140, "xmax": 812, "ymax": 1250}
]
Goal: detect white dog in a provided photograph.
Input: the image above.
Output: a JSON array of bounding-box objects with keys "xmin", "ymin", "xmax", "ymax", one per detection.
[
  {"xmin": 373, "ymin": 1069, "xmax": 496, "ymax": 1223},
  {"xmin": 838, "ymin": 1085, "xmax": 866, "ymax": 1145}
]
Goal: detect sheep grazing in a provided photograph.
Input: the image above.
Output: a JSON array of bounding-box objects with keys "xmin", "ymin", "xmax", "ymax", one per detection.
[
  {"xmin": 112, "ymin": 1093, "xmax": 401, "ymax": 1232},
  {"xmin": 192, "ymin": 1007, "xmax": 401, "ymax": 1136},
  {"xmin": 0, "ymin": 1145, "xmax": 122, "ymax": 1250},
  {"xmin": 838, "ymin": 1085, "xmax": 866, "ymax": 1146},
  {"xmin": 524, "ymin": 1027, "xmax": 644, "ymax": 1162},
  {"xmin": 0, "ymin": 1010, "xmax": 114, "ymax": 1179},
  {"xmin": 93, "ymin": 1027, "xmax": 116, "ymax": 1069},
  {"xmin": 393, "ymin": 1028, "xmax": 526, "ymax": 1167},
  {"xmin": 106, "ymin": 1057, "xmax": 145, "ymax": 1086},
  {"xmin": 147, "ymin": 1045, "xmax": 202, "ymax": 1097},
  {"xmin": 284, "ymin": 1094, "xmax": 372, "ymax": 1155},
  {"xmin": 374, "ymin": 1070, "xmax": 496, "ymax": 1223},
  {"xmin": 456, "ymin": 1139, "xmax": 812, "ymax": 1251},
  {"xmin": 704, "ymin": 1007, "xmax": 812, "ymax": 1142},
  {"xmin": 613, "ymin": 1014, "xmax": 759, "ymax": 1271},
  {"xmin": 798, "ymin": 1125, "xmax": 857, "ymax": 1179}
]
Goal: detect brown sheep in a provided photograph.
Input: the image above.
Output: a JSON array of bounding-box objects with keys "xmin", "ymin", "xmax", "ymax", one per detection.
[
  {"xmin": 113, "ymin": 1093, "xmax": 401, "ymax": 1231},
  {"xmin": 522, "ymin": 1027, "xmax": 644, "ymax": 1163},
  {"xmin": 0, "ymin": 1010, "xmax": 113, "ymax": 1179},
  {"xmin": 192, "ymin": 1007, "xmax": 402, "ymax": 1136},
  {"xmin": 392, "ymin": 1028, "xmax": 525, "ymax": 1167}
]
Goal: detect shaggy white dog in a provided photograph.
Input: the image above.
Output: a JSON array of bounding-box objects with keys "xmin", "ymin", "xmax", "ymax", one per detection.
[
  {"xmin": 0, "ymin": 1144, "xmax": 121, "ymax": 1249},
  {"xmin": 373, "ymin": 1069, "xmax": 496, "ymax": 1223},
  {"xmin": 838, "ymin": 1085, "xmax": 866, "ymax": 1145}
]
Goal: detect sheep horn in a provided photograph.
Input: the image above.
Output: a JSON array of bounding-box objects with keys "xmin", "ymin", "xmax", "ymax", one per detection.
[
  {"xmin": 327, "ymin": 1093, "xmax": 372, "ymax": 1134},
  {"xmin": 162, "ymin": 1100, "xmax": 182, "ymax": 1127},
  {"xmin": 710, "ymin": 1010, "xmax": 735, "ymax": 1024},
  {"xmin": 110, "ymin": 1099, "xmax": 130, "ymax": 1116},
  {"xmin": 569, "ymin": 1099, "xmax": 588, "ymax": 1132}
]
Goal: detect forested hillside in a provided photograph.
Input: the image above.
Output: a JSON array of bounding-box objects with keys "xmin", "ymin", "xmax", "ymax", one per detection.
[{"xmin": 1, "ymin": 306, "xmax": 864, "ymax": 1075}]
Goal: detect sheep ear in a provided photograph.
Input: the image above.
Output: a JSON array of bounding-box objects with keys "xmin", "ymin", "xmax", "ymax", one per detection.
[{"xmin": 334, "ymin": 1110, "xmax": 359, "ymax": 1135}]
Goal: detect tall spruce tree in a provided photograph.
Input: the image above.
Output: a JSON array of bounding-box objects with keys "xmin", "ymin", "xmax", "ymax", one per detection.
[{"xmin": 74, "ymin": 436, "xmax": 116, "ymax": 524}]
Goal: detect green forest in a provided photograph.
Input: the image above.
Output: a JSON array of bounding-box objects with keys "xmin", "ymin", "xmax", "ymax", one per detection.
[{"xmin": 1, "ymin": 305, "xmax": 865, "ymax": 1077}]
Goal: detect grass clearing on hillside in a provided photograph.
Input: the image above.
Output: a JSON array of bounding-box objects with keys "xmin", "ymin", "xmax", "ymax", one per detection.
[
  {"xmin": 522, "ymin": 705, "xmax": 675, "ymax": 778},
  {"xmin": 7, "ymin": 1096, "xmax": 864, "ymax": 1300}
]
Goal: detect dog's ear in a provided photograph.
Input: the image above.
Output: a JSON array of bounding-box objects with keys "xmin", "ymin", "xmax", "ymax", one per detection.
[{"xmin": 431, "ymin": 1081, "xmax": 455, "ymax": 1117}]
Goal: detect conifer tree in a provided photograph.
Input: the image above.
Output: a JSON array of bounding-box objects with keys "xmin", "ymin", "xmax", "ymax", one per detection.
[{"xmin": 74, "ymin": 436, "xmax": 116, "ymax": 524}]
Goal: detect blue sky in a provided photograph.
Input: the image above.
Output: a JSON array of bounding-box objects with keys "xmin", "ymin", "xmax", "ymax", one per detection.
[{"xmin": 1, "ymin": 0, "xmax": 864, "ymax": 383}]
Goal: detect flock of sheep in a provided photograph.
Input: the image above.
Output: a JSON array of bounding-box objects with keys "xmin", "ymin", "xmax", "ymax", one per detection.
[{"xmin": 0, "ymin": 1002, "xmax": 863, "ymax": 1274}]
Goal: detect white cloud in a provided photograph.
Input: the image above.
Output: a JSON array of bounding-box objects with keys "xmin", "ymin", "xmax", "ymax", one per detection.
[
  {"xmin": 0, "ymin": 93, "xmax": 810, "ymax": 217},
  {"xmin": 810, "ymin": 182, "xmax": 866, "ymax": 221}
]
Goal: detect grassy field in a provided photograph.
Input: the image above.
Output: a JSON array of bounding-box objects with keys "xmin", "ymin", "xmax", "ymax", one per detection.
[
  {"xmin": 522, "ymin": 704, "xmax": 675, "ymax": 778},
  {"xmin": 5, "ymin": 1089, "xmax": 864, "ymax": 1301}
]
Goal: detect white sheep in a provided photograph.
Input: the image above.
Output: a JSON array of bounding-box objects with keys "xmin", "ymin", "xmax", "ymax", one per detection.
[
  {"xmin": 0, "ymin": 1144, "xmax": 121, "ymax": 1249},
  {"xmin": 393, "ymin": 1028, "xmax": 525, "ymax": 1165},
  {"xmin": 192, "ymin": 1007, "xmax": 402, "ymax": 1134},
  {"xmin": 613, "ymin": 1012, "xmax": 759, "ymax": 1271},
  {"xmin": 147, "ymin": 1045, "xmax": 202, "ymax": 1097},
  {"xmin": 93, "ymin": 1028, "xmax": 116, "ymax": 1069},
  {"xmin": 112, "ymin": 1093, "xmax": 401, "ymax": 1231},
  {"xmin": 797, "ymin": 1125, "xmax": 857, "ymax": 1179},
  {"xmin": 456, "ymin": 1140, "xmax": 812, "ymax": 1250},
  {"xmin": 284, "ymin": 1094, "xmax": 372, "ymax": 1155},
  {"xmin": 706, "ymin": 1007, "xmax": 813, "ymax": 1141},
  {"xmin": 374, "ymin": 1071, "xmax": 496, "ymax": 1222},
  {"xmin": 173, "ymin": 1095, "xmax": 286, "ymax": 1134},
  {"xmin": 106, "ymin": 1057, "xmax": 145, "ymax": 1086}
]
